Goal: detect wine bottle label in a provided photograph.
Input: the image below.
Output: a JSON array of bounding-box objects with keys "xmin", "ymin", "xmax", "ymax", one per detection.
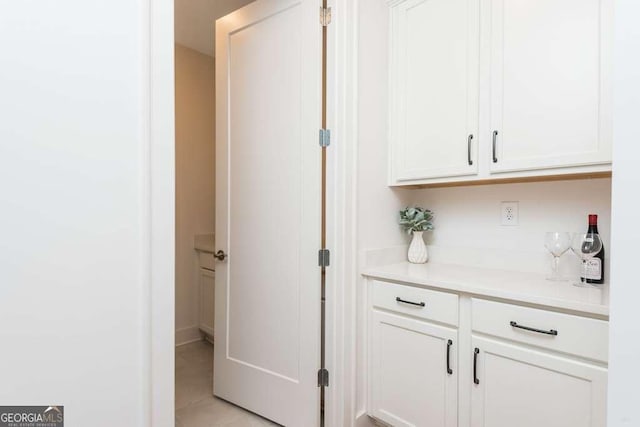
[{"xmin": 585, "ymin": 259, "xmax": 602, "ymax": 280}]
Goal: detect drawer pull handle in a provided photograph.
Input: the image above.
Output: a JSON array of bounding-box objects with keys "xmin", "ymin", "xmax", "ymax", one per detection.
[
  {"xmin": 395, "ymin": 297, "xmax": 425, "ymax": 307},
  {"xmin": 467, "ymin": 134, "xmax": 474, "ymax": 165},
  {"xmin": 492, "ymin": 130, "xmax": 499, "ymax": 163},
  {"xmin": 473, "ymin": 348, "xmax": 480, "ymax": 385},
  {"xmin": 510, "ymin": 321, "xmax": 558, "ymax": 336},
  {"xmin": 446, "ymin": 340, "xmax": 453, "ymax": 375}
]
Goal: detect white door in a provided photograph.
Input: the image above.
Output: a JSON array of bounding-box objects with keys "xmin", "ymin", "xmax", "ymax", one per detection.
[
  {"xmin": 471, "ymin": 336, "xmax": 608, "ymax": 427},
  {"xmin": 214, "ymin": 0, "xmax": 322, "ymax": 426},
  {"xmin": 488, "ymin": 0, "xmax": 613, "ymax": 173},
  {"xmin": 370, "ymin": 311, "xmax": 458, "ymax": 427},
  {"xmin": 389, "ymin": 0, "xmax": 480, "ymax": 183}
]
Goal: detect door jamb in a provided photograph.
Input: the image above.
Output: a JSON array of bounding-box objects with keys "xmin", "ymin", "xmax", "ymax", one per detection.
[
  {"xmin": 149, "ymin": 0, "xmax": 175, "ymax": 426},
  {"xmin": 325, "ymin": 0, "xmax": 359, "ymax": 425}
]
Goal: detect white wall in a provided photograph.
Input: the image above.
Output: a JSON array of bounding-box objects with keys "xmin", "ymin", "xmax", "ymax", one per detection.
[
  {"xmin": 175, "ymin": 44, "xmax": 215, "ymax": 345},
  {"xmin": 357, "ymin": 1, "xmax": 410, "ymax": 254},
  {"xmin": 355, "ymin": 0, "xmax": 411, "ymax": 421},
  {"xmin": 0, "ymin": 2, "xmax": 153, "ymax": 426},
  {"xmin": 607, "ymin": 0, "xmax": 640, "ymax": 425},
  {"xmin": 408, "ymin": 178, "xmax": 611, "ymax": 277}
]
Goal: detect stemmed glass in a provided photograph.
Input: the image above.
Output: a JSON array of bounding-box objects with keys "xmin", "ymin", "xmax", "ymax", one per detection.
[
  {"xmin": 570, "ymin": 232, "xmax": 603, "ymax": 287},
  {"xmin": 544, "ymin": 232, "xmax": 572, "ymax": 281}
]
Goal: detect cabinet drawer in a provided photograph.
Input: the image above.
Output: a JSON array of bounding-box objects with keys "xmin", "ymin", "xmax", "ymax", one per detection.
[
  {"xmin": 471, "ymin": 298, "xmax": 608, "ymax": 363},
  {"xmin": 198, "ymin": 251, "xmax": 216, "ymax": 271},
  {"xmin": 372, "ymin": 280, "xmax": 458, "ymax": 327}
]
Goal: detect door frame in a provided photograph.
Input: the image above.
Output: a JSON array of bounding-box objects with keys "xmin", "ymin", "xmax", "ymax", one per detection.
[
  {"xmin": 324, "ymin": 0, "xmax": 359, "ymax": 425},
  {"xmin": 147, "ymin": 0, "xmax": 359, "ymax": 426},
  {"xmin": 148, "ymin": 0, "xmax": 175, "ymax": 426}
]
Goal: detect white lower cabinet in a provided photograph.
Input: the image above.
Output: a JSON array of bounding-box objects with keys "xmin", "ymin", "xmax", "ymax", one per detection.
[
  {"xmin": 470, "ymin": 336, "xmax": 607, "ymax": 427},
  {"xmin": 198, "ymin": 268, "xmax": 215, "ymax": 337},
  {"xmin": 370, "ymin": 310, "xmax": 458, "ymax": 427},
  {"xmin": 367, "ymin": 280, "xmax": 608, "ymax": 427}
]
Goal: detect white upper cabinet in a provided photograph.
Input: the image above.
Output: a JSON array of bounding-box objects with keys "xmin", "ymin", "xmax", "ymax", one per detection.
[
  {"xmin": 388, "ymin": 0, "xmax": 613, "ymax": 186},
  {"xmin": 489, "ymin": 0, "xmax": 613, "ymax": 173},
  {"xmin": 389, "ymin": 0, "xmax": 480, "ymax": 182}
]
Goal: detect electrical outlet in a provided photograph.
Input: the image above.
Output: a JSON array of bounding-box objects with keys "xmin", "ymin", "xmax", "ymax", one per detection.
[{"xmin": 501, "ymin": 201, "xmax": 519, "ymax": 226}]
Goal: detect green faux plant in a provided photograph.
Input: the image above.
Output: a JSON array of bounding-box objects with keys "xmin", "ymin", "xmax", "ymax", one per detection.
[{"xmin": 399, "ymin": 207, "xmax": 434, "ymax": 234}]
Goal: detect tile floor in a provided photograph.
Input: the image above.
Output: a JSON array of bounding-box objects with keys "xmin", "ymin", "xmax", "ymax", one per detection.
[{"xmin": 175, "ymin": 340, "xmax": 279, "ymax": 427}]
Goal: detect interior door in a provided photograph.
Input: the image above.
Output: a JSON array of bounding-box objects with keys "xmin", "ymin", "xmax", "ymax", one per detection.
[{"xmin": 214, "ymin": 1, "xmax": 322, "ymax": 426}]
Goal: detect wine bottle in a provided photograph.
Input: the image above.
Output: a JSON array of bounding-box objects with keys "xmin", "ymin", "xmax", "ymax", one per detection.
[{"xmin": 582, "ymin": 214, "xmax": 605, "ymax": 284}]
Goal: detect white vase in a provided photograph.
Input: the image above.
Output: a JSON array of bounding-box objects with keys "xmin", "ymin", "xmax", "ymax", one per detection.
[{"xmin": 407, "ymin": 231, "xmax": 428, "ymax": 264}]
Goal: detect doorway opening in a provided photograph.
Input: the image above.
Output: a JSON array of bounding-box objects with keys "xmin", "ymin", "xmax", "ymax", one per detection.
[
  {"xmin": 173, "ymin": 0, "xmax": 330, "ymax": 425},
  {"xmin": 174, "ymin": 0, "xmax": 275, "ymax": 425}
]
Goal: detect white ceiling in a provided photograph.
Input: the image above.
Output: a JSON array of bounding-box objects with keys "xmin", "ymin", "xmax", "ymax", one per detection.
[{"xmin": 175, "ymin": 0, "xmax": 255, "ymax": 57}]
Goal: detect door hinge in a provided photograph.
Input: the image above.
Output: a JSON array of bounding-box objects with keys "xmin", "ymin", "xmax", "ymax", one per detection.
[
  {"xmin": 317, "ymin": 368, "xmax": 329, "ymax": 387},
  {"xmin": 319, "ymin": 128, "xmax": 331, "ymax": 147},
  {"xmin": 320, "ymin": 7, "xmax": 332, "ymax": 26},
  {"xmin": 318, "ymin": 249, "xmax": 330, "ymax": 268}
]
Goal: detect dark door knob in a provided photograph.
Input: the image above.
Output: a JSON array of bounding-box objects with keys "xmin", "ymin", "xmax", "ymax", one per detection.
[{"xmin": 214, "ymin": 250, "xmax": 227, "ymax": 261}]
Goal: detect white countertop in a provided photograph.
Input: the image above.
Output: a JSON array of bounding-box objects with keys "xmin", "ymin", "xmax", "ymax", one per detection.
[
  {"xmin": 194, "ymin": 233, "xmax": 215, "ymax": 253},
  {"xmin": 363, "ymin": 261, "xmax": 609, "ymax": 317}
]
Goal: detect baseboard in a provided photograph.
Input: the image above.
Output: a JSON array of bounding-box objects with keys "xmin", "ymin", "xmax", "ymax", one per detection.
[
  {"xmin": 175, "ymin": 326, "xmax": 201, "ymax": 346},
  {"xmin": 355, "ymin": 411, "xmax": 379, "ymax": 427},
  {"xmin": 200, "ymin": 325, "xmax": 214, "ymax": 339},
  {"xmin": 203, "ymin": 334, "xmax": 214, "ymax": 345}
]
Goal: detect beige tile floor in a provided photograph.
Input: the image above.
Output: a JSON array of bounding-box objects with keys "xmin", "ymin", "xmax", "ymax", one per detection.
[{"xmin": 175, "ymin": 340, "xmax": 280, "ymax": 427}]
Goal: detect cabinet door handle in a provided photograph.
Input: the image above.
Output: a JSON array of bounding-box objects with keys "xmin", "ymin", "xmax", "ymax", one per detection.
[
  {"xmin": 492, "ymin": 130, "xmax": 499, "ymax": 163},
  {"xmin": 446, "ymin": 340, "xmax": 453, "ymax": 375},
  {"xmin": 467, "ymin": 134, "xmax": 474, "ymax": 165},
  {"xmin": 473, "ymin": 348, "xmax": 480, "ymax": 384},
  {"xmin": 395, "ymin": 297, "xmax": 425, "ymax": 307},
  {"xmin": 510, "ymin": 321, "xmax": 558, "ymax": 336}
]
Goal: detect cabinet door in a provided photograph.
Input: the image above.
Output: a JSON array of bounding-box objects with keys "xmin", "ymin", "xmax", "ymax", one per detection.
[
  {"xmin": 471, "ymin": 336, "xmax": 607, "ymax": 427},
  {"xmin": 389, "ymin": 0, "xmax": 479, "ymax": 183},
  {"xmin": 489, "ymin": 0, "xmax": 613, "ymax": 173},
  {"xmin": 199, "ymin": 268, "xmax": 215, "ymax": 337},
  {"xmin": 370, "ymin": 310, "xmax": 458, "ymax": 427}
]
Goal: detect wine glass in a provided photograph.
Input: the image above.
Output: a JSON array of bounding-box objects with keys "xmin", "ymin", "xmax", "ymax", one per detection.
[
  {"xmin": 544, "ymin": 232, "xmax": 571, "ymax": 281},
  {"xmin": 570, "ymin": 232, "xmax": 603, "ymax": 287}
]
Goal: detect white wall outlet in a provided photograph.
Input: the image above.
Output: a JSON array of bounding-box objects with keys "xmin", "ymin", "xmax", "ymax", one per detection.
[{"xmin": 501, "ymin": 201, "xmax": 519, "ymax": 226}]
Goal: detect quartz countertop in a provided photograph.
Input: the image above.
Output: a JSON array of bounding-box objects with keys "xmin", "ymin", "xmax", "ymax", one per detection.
[
  {"xmin": 363, "ymin": 261, "xmax": 609, "ymax": 317},
  {"xmin": 194, "ymin": 233, "xmax": 215, "ymax": 253}
]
